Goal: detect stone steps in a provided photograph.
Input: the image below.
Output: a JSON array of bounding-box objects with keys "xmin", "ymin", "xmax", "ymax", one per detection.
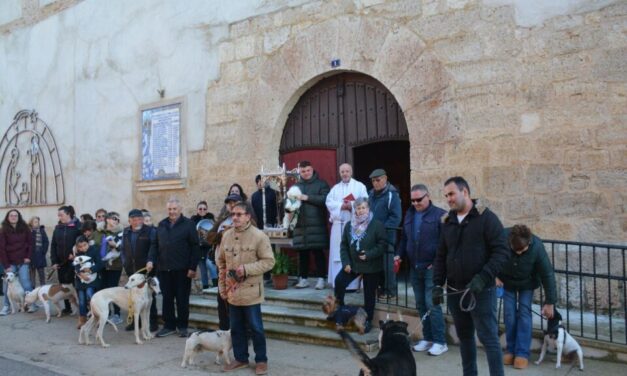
[{"xmin": 188, "ymin": 287, "xmax": 379, "ymax": 351}]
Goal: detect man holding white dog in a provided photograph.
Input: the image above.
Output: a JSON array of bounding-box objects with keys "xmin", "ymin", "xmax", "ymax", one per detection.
[{"xmin": 218, "ymin": 202, "xmax": 275, "ymax": 375}]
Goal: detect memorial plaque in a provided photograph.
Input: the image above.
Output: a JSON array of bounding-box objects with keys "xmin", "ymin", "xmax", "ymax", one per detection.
[{"xmin": 141, "ymin": 103, "xmax": 181, "ymax": 180}]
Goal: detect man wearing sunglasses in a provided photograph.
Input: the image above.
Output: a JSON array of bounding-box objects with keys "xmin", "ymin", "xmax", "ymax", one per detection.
[{"xmin": 395, "ymin": 184, "xmax": 448, "ymax": 355}]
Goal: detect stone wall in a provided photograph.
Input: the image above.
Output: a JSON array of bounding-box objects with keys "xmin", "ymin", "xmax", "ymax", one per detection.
[{"xmin": 0, "ymin": 0, "xmax": 625, "ymax": 243}]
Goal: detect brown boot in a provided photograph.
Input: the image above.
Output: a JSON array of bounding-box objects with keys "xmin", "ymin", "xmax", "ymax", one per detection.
[
  {"xmin": 503, "ymin": 352, "xmax": 514, "ymax": 365},
  {"xmin": 513, "ymin": 357, "xmax": 528, "ymax": 369},
  {"xmin": 77, "ymin": 315, "xmax": 87, "ymax": 329}
]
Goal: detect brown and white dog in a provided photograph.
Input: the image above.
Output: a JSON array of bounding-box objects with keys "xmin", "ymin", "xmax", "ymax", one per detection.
[
  {"xmin": 2, "ymin": 272, "xmax": 25, "ymax": 314},
  {"xmin": 24, "ymin": 284, "xmax": 78, "ymax": 322},
  {"xmin": 79, "ymin": 273, "xmax": 161, "ymax": 347},
  {"xmin": 181, "ymin": 329, "xmax": 232, "ymax": 367},
  {"xmin": 322, "ymin": 295, "xmax": 368, "ymax": 334}
]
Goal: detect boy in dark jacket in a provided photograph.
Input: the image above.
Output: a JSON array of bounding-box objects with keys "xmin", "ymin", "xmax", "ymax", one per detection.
[
  {"xmin": 74, "ymin": 235, "xmax": 103, "ymax": 329},
  {"xmin": 497, "ymin": 224, "xmax": 556, "ymax": 369}
]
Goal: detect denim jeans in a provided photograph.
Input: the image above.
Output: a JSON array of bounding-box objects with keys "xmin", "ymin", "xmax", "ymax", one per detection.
[
  {"xmin": 3, "ymin": 264, "xmax": 32, "ymax": 309},
  {"xmin": 77, "ymin": 287, "xmax": 95, "ymax": 316},
  {"xmin": 410, "ymin": 266, "xmax": 446, "ymax": 344},
  {"xmin": 199, "ymin": 257, "xmax": 209, "ymax": 287},
  {"xmin": 448, "ymin": 287, "xmax": 504, "ymax": 376},
  {"xmin": 229, "ymin": 304, "xmax": 267, "ymax": 363},
  {"xmin": 503, "ymin": 289, "xmax": 533, "ymax": 359}
]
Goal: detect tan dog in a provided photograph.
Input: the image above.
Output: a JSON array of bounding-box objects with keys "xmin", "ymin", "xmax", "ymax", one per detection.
[
  {"xmin": 24, "ymin": 284, "xmax": 78, "ymax": 322},
  {"xmin": 3, "ymin": 272, "xmax": 25, "ymax": 313},
  {"xmin": 79, "ymin": 273, "xmax": 160, "ymax": 347},
  {"xmin": 181, "ymin": 329, "xmax": 232, "ymax": 367},
  {"xmin": 322, "ymin": 295, "xmax": 368, "ymax": 334}
]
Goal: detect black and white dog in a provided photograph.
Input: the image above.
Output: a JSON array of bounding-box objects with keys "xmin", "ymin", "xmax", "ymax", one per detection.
[
  {"xmin": 339, "ymin": 319, "xmax": 416, "ymax": 376},
  {"xmin": 535, "ymin": 309, "xmax": 584, "ymax": 370}
]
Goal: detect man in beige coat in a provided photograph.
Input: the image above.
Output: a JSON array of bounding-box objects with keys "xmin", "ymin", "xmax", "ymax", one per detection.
[{"xmin": 218, "ymin": 202, "xmax": 275, "ymax": 375}]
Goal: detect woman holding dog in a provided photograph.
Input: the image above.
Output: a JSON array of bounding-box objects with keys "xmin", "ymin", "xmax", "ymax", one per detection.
[
  {"xmin": 0, "ymin": 209, "xmax": 35, "ymax": 315},
  {"xmin": 496, "ymin": 224, "xmax": 557, "ymax": 369},
  {"xmin": 335, "ymin": 197, "xmax": 387, "ymax": 333}
]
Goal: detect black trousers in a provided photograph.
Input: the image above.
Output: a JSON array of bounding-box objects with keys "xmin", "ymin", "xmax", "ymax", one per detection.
[
  {"xmin": 217, "ymin": 293, "xmax": 230, "ymax": 330},
  {"xmin": 159, "ymin": 270, "xmax": 191, "ymax": 330},
  {"xmin": 298, "ymin": 249, "xmax": 326, "ymax": 278},
  {"xmin": 102, "ymin": 270, "xmax": 122, "ymax": 315},
  {"xmin": 334, "ymin": 270, "xmax": 379, "ymax": 321}
]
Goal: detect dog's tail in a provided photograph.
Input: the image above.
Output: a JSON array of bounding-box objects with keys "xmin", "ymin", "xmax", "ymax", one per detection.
[{"xmin": 338, "ymin": 330, "xmax": 373, "ymax": 373}]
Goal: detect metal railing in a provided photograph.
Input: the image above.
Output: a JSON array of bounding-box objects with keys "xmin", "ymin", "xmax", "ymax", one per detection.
[{"xmin": 382, "ymin": 239, "xmax": 627, "ymax": 345}]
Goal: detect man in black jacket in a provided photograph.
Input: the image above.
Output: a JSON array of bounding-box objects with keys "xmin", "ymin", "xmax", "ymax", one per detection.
[
  {"xmin": 433, "ymin": 176, "xmax": 510, "ymax": 376},
  {"xmin": 147, "ymin": 198, "xmax": 200, "ymax": 338},
  {"xmin": 121, "ymin": 209, "xmax": 158, "ymax": 332}
]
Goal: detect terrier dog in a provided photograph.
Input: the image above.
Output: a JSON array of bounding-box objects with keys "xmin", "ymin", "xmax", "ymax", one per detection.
[
  {"xmin": 535, "ymin": 309, "xmax": 584, "ymax": 370},
  {"xmin": 339, "ymin": 318, "xmax": 416, "ymax": 376},
  {"xmin": 181, "ymin": 329, "xmax": 232, "ymax": 367},
  {"xmin": 72, "ymin": 255, "xmax": 97, "ymax": 284},
  {"xmin": 3, "ymin": 272, "xmax": 25, "ymax": 313},
  {"xmin": 282, "ymin": 185, "xmax": 302, "ymax": 230},
  {"xmin": 322, "ymin": 295, "xmax": 368, "ymax": 334},
  {"xmin": 24, "ymin": 284, "xmax": 79, "ymax": 322}
]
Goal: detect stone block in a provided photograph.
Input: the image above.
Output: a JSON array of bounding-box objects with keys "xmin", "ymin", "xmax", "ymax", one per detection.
[
  {"xmin": 390, "ymin": 51, "xmax": 448, "ymax": 112},
  {"xmin": 553, "ymin": 192, "xmax": 607, "ymax": 216},
  {"xmin": 263, "ymin": 26, "xmax": 291, "ymax": 54},
  {"xmin": 446, "ymin": 59, "xmax": 514, "ymax": 86},
  {"xmin": 304, "ymin": 18, "xmax": 340, "ymax": 76},
  {"xmin": 363, "ymin": 0, "xmax": 422, "ymax": 19},
  {"xmin": 479, "ymin": 5, "xmax": 514, "ymax": 25},
  {"xmin": 244, "ymin": 56, "xmax": 264, "ymax": 80},
  {"xmin": 432, "ymin": 34, "xmax": 484, "ymax": 63},
  {"xmin": 595, "ymin": 169, "xmax": 627, "ymax": 188},
  {"xmin": 609, "ymin": 148, "xmax": 626, "ymax": 168},
  {"xmin": 234, "ymin": 35, "xmax": 258, "ymax": 60},
  {"xmin": 279, "ymin": 32, "xmax": 315, "ymax": 87},
  {"xmin": 230, "ymin": 19, "xmax": 251, "ymax": 38},
  {"xmin": 504, "ymin": 196, "xmax": 537, "ymax": 220},
  {"xmin": 446, "ymin": 0, "xmax": 474, "ymax": 10},
  {"xmin": 564, "ymin": 150, "xmax": 610, "ymax": 170},
  {"xmin": 351, "ymin": 17, "xmax": 393, "ymax": 74},
  {"xmin": 218, "ymin": 41, "xmax": 235, "ymax": 62},
  {"xmin": 333, "ymin": 15, "xmax": 361, "ymax": 68},
  {"xmin": 483, "ymin": 166, "xmax": 524, "ymax": 197},
  {"xmin": 520, "ymin": 112, "xmax": 541, "ymax": 134},
  {"xmin": 444, "ymin": 139, "xmax": 490, "ymax": 167},
  {"xmin": 595, "ymin": 121, "xmax": 627, "ymax": 146},
  {"xmin": 592, "ymin": 47, "xmax": 627, "ymax": 82},
  {"xmin": 220, "ymin": 61, "xmax": 245, "ymax": 83},
  {"xmin": 410, "ymin": 7, "xmax": 480, "ymax": 41},
  {"xmin": 568, "ymin": 174, "xmax": 591, "ymax": 190},
  {"xmin": 411, "ymin": 143, "xmax": 446, "ymax": 170},
  {"xmin": 526, "ymin": 164, "xmax": 564, "ymax": 194}
]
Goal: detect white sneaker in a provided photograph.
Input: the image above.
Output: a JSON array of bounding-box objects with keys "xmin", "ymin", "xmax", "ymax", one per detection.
[
  {"xmin": 413, "ymin": 340, "xmax": 432, "ymax": 352},
  {"xmin": 428, "ymin": 343, "xmax": 448, "ymax": 356},
  {"xmin": 0, "ymin": 306, "xmax": 9, "ymax": 316},
  {"xmin": 315, "ymin": 278, "xmax": 325, "ymax": 290},
  {"xmin": 111, "ymin": 314, "xmax": 124, "ymax": 325},
  {"xmin": 295, "ymin": 278, "xmax": 309, "ymax": 288}
]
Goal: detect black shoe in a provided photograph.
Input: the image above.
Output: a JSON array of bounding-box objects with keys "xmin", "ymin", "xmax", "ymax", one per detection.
[
  {"xmin": 364, "ymin": 321, "xmax": 373, "ymax": 334},
  {"xmin": 150, "ymin": 323, "xmax": 159, "ymax": 332},
  {"xmin": 202, "ymin": 285, "xmax": 210, "ymax": 289},
  {"xmin": 125, "ymin": 322, "xmax": 134, "ymax": 331},
  {"xmin": 178, "ymin": 328, "xmax": 188, "ymax": 338},
  {"xmin": 156, "ymin": 328, "xmax": 176, "ymax": 337},
  {"xmin": 61, "ymin": 307, "xmax": 72, "ymax": 315}
]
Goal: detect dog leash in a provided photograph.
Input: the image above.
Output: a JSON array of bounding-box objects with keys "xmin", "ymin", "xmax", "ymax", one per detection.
[{"xmin": 421, "ymin": 286, "xmax": 476, "ymax": 322}]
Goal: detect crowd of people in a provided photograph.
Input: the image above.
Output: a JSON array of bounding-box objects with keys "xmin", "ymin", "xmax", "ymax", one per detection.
[{"xmin": 0, "ymin": 160, "xmax": 559, "ymax": 376}]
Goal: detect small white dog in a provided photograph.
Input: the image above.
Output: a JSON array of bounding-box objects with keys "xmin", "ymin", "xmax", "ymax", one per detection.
[
  {"xmin": 24, "ymin": 284, "xmax": 79, "ymax": 322},
  {"xmin": 282, "ymin": 185, "xmax": 302, "ymax": 230},
  {"xmin": 535, "ymin": 310, "xmax": 584, "ymax": 370},
  {"xmin": 181, "ymin": 329, "xmax": 232, "ymax": 367},
  {"xmin": 3, "ymin": 272, "xmax": 25, "ymax": 313},
  {"xmin": 72, "ymin": 255, "xmax": 97, "ymax": 284}
]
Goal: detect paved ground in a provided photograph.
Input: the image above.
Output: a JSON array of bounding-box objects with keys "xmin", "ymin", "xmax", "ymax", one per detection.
[{"xmin": 0, "ymin": 309, "xmax": 624, "ymax": 375}]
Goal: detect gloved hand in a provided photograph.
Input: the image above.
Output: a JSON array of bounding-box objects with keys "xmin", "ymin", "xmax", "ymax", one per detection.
[
  {"xmin": 432, "ymin": 285, "xmax": 444, "ymax": 306},
  {"xmin": 466, "ymin": 274, "xmax": 486, "ymax": 294}
]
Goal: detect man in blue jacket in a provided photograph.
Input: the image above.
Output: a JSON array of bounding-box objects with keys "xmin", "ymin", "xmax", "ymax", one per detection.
[
  {"xmin": 147, "ymin": 198, "xmax": 200, "ymax": 338},
  {"xmin": 368, "ymin": 169, "xmax": 401, "ymax": 299},
  {"xmin": 395, "ymin": 184, "xmax": 447, "ymax": 356}
]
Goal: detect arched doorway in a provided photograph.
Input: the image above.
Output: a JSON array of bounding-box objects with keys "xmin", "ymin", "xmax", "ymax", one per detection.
[{"xmin": 279, "ymin": 73, "xmax": 410, "ymax": 213}]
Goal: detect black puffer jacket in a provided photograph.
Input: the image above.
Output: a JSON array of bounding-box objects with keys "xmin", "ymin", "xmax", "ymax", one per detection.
[
  {"xmin": 50, "ymin": 218, "xmax": 82, "ymax": 284},
  {"xmin": 121, "ymin": 225, "xmax": 155, "ymax": 276},
  {"xmin": 148, "ymin": 215, "xmax": 200, "ymax": 272},
  {"xmin": 433, "ymin": 200, "xmax": 510, "ymax": 290},
  {"xmin": 292, "ymin": 171, "xmax": 330, "ymax": 250}
]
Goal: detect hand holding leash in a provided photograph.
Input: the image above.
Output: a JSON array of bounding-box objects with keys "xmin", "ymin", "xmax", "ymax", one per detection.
[
  {"xmin": 466, "ymin": 274, "xmax": 486, "ymax": 294},
  {"xmin": 541, "ymin": 304, "xmax": 554, "ymax": 319}
]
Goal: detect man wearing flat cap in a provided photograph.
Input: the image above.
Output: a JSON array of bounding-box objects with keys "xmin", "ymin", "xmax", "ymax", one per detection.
[
  {"xmin": 120, "ymin": 208, "xmax": 158, "ymax": 332},
  {"xmin": 368, "ymin": 168, "xmax": 401, "ymax": 299}
]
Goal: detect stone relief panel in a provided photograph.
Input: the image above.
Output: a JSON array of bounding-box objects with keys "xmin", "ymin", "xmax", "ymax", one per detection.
[{"xmin": 0, "ymin": 110, "xmax": 65, "ymax": 207}]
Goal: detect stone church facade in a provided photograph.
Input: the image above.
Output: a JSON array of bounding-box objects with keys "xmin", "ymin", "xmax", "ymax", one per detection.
[{"xmin": 0, "ymin": 0, "xmax": 625, "ymax": 243}]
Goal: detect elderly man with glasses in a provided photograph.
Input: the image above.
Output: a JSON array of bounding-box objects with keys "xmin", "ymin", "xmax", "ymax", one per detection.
[{"xmin": 395, "ymin": 184, "xmax": 448, "ymax": 355}]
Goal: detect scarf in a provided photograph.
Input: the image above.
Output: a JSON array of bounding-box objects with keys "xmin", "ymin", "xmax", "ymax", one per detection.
[{"xmin": 350, "ymin": 211, "xmax": 372, "ymax": 250}]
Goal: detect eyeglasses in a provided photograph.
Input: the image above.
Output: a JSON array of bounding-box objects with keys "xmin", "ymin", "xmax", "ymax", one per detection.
[
  {"xmin": 411, "ymin": 194, "xmax": 428, "ymax": 203},
  {"xmin": 109, "ymin": 217, "xmax": 120, "ymax": 221},
  {"xmin": 231, "ymin": 212, "xmax": 248, "ymax": 218}
]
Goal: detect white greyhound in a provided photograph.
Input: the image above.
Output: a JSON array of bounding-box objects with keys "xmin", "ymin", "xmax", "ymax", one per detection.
[{"xmin": 79, "ymin": 273, "xmax": 161, "ymax": 347}]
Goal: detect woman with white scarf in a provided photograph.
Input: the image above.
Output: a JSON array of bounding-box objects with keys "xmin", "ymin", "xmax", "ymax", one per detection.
[{"xmin": 335, "ymin": 197, "xmax": 387, "ymax": 333}]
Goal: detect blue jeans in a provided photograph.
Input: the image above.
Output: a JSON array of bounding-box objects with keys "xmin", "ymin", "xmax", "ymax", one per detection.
[
  {"xmin": 206, "ymin": 259, "xmax": 218, "ymax": 280},
  {"xmin": 410, "ymin": 267, "xmax": 445, "ymax": 344},
  {"xmin": 503, "ymin": 289, "xmax": 533, "ymax": 359},
  {"xmin": 199, "ymin": 257, "xmax": 209, "ymax": 287},
  {"xmin": 229, "ymin": 304, "xmax": 267, "ymax": 363},
  {"xmin": 3, "ymin": 264, "xmax": 32, "ymax": 309},
  {"xmin": 77, "ymin": 287, "xmax": 95, "ymax": 316},
  {"xmin": 448, "ymin": 287, "xmax": 503, "ymax": 376}
]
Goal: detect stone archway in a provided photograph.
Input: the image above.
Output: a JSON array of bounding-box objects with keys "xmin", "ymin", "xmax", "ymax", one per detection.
[{"xmin": 244, "ymin": 15, "xmax": 460, "ymax": 178}]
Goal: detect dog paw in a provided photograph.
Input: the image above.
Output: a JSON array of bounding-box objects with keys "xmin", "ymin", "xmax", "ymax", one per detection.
[
  {"xmin": 136, "ymin": 340, "xmax": 144, "ymax": 345},
  {"xmin": 534, "ymin": 361, "xmax": 540, "ymax": 365},
  {"xmin": 556, "ymin": 364, "xmax": 561, "ymax": 369},
  {"xmin": 101, "ymin": 343, "xmax": 110, "ymax": 348}
]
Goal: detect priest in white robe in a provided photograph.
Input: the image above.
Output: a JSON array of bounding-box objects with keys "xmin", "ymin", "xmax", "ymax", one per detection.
[{"xmin": 325, "ymin": 163, "xmax": 368, "ymax": 287}]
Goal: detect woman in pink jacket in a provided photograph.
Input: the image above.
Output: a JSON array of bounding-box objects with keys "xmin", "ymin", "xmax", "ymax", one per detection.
[{"xmin": 0, "ymin": 209, "xmax": 35, "ymax": 315}]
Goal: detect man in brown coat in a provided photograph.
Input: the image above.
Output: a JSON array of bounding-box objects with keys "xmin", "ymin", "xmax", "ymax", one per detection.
[{"xmin": 217, "ymin": 202, "xmax": 275, "ymax": 375}]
